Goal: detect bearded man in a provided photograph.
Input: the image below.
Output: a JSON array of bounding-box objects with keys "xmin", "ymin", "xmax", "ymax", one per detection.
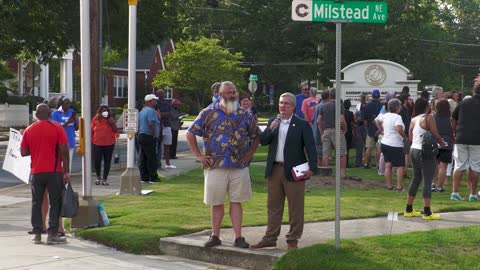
[{"xmin": 186, "ymin": 81, "xmax": 260, "ymax": 248}]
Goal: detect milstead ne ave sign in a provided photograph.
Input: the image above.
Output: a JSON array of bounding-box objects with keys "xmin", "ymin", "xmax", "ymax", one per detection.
[{"xmin": 292, "ymin": 0, "xmax": 387, "ymax": 23}]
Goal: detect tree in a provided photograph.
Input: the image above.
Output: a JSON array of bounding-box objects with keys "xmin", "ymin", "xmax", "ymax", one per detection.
[
  {"xmin": 152, "ymin": 37, "xmax": 248, "ymax": 109},
  {"xmin": 0, "ymin": 0, "xmax": 79, "ymax": 62}
]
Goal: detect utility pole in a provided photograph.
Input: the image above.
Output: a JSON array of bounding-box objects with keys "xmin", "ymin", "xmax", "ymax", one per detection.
[
  {"xmin": 90, "ymin": 0, "xmax": 100, "ymax": 112},
  {"xmin": 120, "ymin": 0, "xmax": 141, "ymax": 195},
  {"xmin": 71, "ymin": 0, "xmax": 100, "ymax": 229}
]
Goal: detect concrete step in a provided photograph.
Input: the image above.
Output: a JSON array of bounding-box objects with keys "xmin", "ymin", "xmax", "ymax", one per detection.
[{"xmin": 159, "ymin": 230, "xmax": 285, "ymax": 270}]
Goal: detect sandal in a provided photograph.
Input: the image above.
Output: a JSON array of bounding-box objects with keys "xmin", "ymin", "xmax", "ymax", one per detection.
[
  {"xmin": 95, "ymin": 179, "xmax": 101, "ymax": 185},
  {"xmin": 58, "ymin": 232, "xmax": 65, "ymax": 237},
  {"xmin": 396, "ymin": 187, "xmax": 404, "ymax": 192},
  {"xmin": 101, "ymin": 180, "xmax": 109, "ymax": 186},
  {"xmin": 386, "ymin": 186, "xmax": 394, "ymax": 190}
]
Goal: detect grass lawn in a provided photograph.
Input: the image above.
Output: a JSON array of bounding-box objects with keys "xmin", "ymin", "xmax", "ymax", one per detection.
[
  {"xmin": 75, "ymin": 160, "xmax": 480, "ymax": 255},
  {"xmin": 273, "ymin": 226, "xmax": 480, "ymax": 270}
]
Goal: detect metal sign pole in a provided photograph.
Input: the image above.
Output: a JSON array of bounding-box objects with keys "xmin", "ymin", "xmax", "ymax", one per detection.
[{"xmin": 334, "ymin": 22, "xmax": 342, "ymax": 251}]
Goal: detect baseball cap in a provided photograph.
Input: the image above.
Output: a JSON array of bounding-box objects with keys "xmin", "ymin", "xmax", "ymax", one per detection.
[
  {"xmin": 145, "ymin": 94, "xmax": 158, "ymax": 102},
  {"xmin": 371, "ymin": 89, "xmax": 380, "ymax": 98}
]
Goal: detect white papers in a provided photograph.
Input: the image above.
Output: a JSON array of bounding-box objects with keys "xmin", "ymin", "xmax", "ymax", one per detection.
[
  {"xmin": 292, "ymin": 162, "xmax": 309, "ymax": 179},
  {"xmin": 2, "ymin": 128, "xmax": 31, "ymax": 183}
]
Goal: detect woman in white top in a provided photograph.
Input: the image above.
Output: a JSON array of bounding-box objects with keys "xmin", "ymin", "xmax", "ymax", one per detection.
[
  {"xmin": 375, "ymin": 99, "xmax": 408, "ymax": 191},
  {"xmin": 403, "ymin": 98, "xmax": 446, "ymax": 220}
]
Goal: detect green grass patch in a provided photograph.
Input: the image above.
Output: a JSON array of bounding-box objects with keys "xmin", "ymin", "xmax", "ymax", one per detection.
[
  {"xmin": 273, "ymin": 226, "xmax": 480, "ymax": 270},
  {"xmin": 75, "ymin": 163, "xmax": 479, "ymax": 255}
]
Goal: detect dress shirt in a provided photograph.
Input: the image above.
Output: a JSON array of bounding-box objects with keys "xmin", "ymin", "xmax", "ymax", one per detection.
[{"xmin": 275, "ymin": 114, "xmax": 293, "ymax": 162}]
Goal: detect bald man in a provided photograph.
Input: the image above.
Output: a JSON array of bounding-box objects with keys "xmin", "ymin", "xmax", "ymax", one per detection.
[{"xmin": 21, "ymin": 104, "xmax": 70, "ymax": 245}]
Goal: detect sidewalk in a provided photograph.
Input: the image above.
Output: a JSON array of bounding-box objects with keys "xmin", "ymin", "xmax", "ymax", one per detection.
[
  {"xmin": 0, "ymin": 151, "xmax": 244, "ymax": 270},
  {"xmin": 1, "ymin": 149, "xmax": 480, "ymax": 270}
]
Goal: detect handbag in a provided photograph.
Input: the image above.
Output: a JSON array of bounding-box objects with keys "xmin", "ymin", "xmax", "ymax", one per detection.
[
  {"xmin": 62, "ymin": 183, "xmax": 79, "ymax": 218},
  {"xmin": 421, "ymin": 114, "xmax": 439, "ymax": 160}
]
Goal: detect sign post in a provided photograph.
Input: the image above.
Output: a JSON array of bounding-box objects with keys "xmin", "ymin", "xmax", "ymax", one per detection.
[{"xmin": 292, "ymin": 0, "xmax": 388, "ymax": 250}]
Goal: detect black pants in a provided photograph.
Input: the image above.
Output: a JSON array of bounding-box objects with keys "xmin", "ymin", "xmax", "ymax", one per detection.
[
  {"xmin": 170, "ymin": 129, "xmax": 179, "ymax": 158},
  {"xmin": 138, "ymin": 133, "xmax": 158, "ymax": 181},
  {"xmin": 31, "ymin": 172, "xmax": 64, "ymax": 235},
  {"xmin": 93, "ymin": 144, "xmax": 115, "ymax": 180}
]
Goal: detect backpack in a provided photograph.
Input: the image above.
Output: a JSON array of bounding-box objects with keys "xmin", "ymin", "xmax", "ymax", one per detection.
[{"xmin": 421, "ymin": 115, "xmax": 439, "ymax": 160}]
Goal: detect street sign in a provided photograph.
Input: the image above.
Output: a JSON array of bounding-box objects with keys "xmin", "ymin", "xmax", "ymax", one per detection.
[
  {"xmin": 123, "ymin": 108, "xmax": 138, "ymax": 133},
  {"xmin": 248, "ymin": 81, "xmax": 258, "ymax": 93},
  {"xmin": 292, "ymin": 0, "xmax": 387, "ymax": 23},
  {"xmin": 249, "ymin": 74, "xmax": 258, "ymax": 81}
]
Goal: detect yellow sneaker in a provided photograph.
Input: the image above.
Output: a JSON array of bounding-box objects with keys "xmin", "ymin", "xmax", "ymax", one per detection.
[
  {"xmin": 422, "ymin": 213, "xmax": 441, "ymax": 220},
  {"xmin": 403, "ymin": 210, "xmax": 421, "ymax": 217}
]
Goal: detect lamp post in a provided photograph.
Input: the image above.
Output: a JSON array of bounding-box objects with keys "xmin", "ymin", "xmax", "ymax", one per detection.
[{"xmin": 119, "ymin": 0, "xmax": 141, "ymax": 195}]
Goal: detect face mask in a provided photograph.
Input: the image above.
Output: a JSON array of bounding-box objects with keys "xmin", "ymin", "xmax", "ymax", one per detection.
[
  {"xmin": 212, "ymin": 94, "xmax": 219, "ymax": 102},
  {"xmin": 101, "ymin": 111, "xmax": 109, "ymax": 118}
]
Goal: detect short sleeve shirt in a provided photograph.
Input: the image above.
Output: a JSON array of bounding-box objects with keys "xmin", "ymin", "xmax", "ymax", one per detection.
[
  {"xmin": 364, "ymin": 99, "xmax": 383, "ymax": 136},
  {"xmin": 452, "ymin": 95, "xmax": 480, "ymax": 145},
  {"xmin": 157, "ymin": 101, "xmax": 173, "ymax": 127},
  {"xmin": 138, "ymin": 106, "xmax": 160, "ymax": 137},
  {"xmin": 21, "ymin": 120, "xmax": 68, "ymax": 174},
  {"xmin": 188, "ymin": 102, "xmax": 259, "ymax": 169},
  {"xmin": 295, "ymin": 94, "xmax": 307, "ymax": 119},
  {"xmin": 301, "ymin": 97, "xmax": 319, "ymax": 124},
  {"xmin": 51, "ymin": 108, "xmax": 76, "ymax": 148},
  {"xmin": 319, "ymin": 101, "xmax": 344, "ymax": 129},
  {"xmin": 376, "ymin": 112, "xmax": 404, "ymax": 147}
]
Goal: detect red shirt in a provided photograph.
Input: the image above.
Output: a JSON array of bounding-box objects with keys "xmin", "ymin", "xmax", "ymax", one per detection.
[
  {"xmin": 91, "ymin": 117, "xmax": 117, "ymax": 146},
  {"xmin": 21, "ymin": 120, "xmax": 68, "ymax": 174}
]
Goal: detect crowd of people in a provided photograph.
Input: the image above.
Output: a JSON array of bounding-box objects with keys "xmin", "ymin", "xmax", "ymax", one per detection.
[{"xmin": 20, "ymin": 75, "xmax": 479, "ymax": 248}]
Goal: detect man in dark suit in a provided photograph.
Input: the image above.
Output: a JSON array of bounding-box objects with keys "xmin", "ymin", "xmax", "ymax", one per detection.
[{"xmin": 251, "ymin": 92, "xmax": 317, "ymax": 250}]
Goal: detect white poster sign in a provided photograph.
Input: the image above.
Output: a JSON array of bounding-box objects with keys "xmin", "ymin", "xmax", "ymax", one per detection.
[{"xmin": 2, "ymin": 128, "xmax": 31, "ymax": 183}]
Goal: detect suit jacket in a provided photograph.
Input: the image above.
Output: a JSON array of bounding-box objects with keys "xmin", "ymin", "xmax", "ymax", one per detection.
[{"xmin": 261, "ymin": 114, "xmax": 317, "ymax": 181}]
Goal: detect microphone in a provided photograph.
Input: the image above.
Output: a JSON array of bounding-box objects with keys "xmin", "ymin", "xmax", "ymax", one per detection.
[{"xmin": 271, "ymin": 114, "xmax": 282, "ymax": 131}]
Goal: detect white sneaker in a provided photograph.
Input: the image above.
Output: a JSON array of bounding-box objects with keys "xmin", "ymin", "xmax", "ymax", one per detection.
[{"xmin": 165, "ymin": 164, "xmax": 176, "ymax": 169}]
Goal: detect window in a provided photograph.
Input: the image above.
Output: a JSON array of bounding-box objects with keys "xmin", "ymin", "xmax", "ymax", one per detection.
[{"xmin": 113, "ymin": 76, "xmax": 128, "ymax": 98}]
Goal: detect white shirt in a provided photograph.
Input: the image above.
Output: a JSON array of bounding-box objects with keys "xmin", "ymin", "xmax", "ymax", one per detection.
[
  {"xmin": 411, "ymin": 114, "xmax": 427, "ymax": 150},
  {"xmin": 275, "ymin": 114, "xmax": 292, "ymax": 162},
  {"xmin": 377, "ymin": 112, "xmax": 405, "ymax": 147}
]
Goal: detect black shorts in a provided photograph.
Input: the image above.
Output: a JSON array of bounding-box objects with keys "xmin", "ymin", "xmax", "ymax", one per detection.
[
  {"xmin": 381, "ymin": 144, "xmax": 405, "ymax": 167},
  {"xmin": 437, "ymin": 149, "xmax": 453, "ymax": 164}
]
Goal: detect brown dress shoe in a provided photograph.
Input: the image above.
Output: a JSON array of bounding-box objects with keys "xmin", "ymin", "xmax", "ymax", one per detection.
[
  {"xmin": 250, "ymin": 240, "xmax": 276, "ymax": 249},
  {"xmin": 287, "ymin": 240, "xmax": 298, "ymax": 250}
]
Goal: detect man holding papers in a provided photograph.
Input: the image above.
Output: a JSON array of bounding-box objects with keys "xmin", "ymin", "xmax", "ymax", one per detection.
[{"xmin": 251, "ymin": 92, "xmax": 317, "ymax": 250}]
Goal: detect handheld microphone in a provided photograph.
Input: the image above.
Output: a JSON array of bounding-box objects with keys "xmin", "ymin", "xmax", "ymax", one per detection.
[{"xmin": 271, "ymin": 114, "xmax": 282, "ymax": 131}]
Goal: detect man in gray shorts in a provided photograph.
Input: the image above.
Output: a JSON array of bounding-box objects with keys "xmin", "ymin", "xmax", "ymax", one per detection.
[
  {"xmin": 450, "ymin": 82, "xmax": 480, "ymax": 201},
  {"xmin": 186, "ymin": 81, "xmax": 260, "ymax": 248},
  {"xmin": 318, "ymin": 88, "xmax": 347, "ymax": 177}
]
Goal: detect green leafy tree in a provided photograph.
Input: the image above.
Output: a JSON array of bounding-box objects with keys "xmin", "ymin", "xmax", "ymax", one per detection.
[
  {"xmin": 152, "ymin": 37, "xmax": 248, "ymax": 109},
  {"xmin": 0, "ymin": 0, "xmax": 79, "ymax": 62},
  {"xmin": 0, "ymin": 62, "xmax": 15, "ymax": 102}
]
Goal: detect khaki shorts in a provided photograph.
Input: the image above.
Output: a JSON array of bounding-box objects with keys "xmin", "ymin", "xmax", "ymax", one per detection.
[
  {"xmin": 453, "ymin": 144, "xmax": 480, "ymax": 172},
  {"xmin": 365, "ymin": 135, "xmax": 377, "ymax": 150},
  {"xmin": 322, "ymin": 128, "xmax": 347, "ymax": 157},
  {"xmin": 204, "ymin": 167, "xmax": 252, "ymax": 206}
]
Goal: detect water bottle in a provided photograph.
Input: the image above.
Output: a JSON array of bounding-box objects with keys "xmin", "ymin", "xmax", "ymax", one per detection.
[{"xmin": 98, "ymin": 204, "xmax": 110, "ymax": 226}]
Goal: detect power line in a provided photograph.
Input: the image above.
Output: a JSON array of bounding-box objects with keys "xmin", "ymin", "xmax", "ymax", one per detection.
[
  {"xmin": 444, "ymin": 61, "xmax": 480, "ymax": 68},
  {"xmin": 411, "ymin": 38, "xmax": 480, "ymax": 47}
]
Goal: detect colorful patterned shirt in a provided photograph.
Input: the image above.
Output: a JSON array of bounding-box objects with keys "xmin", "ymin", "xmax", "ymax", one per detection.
[{"xmin": 188, "ymin": 102, "xmax": 259, "ymax": 169}]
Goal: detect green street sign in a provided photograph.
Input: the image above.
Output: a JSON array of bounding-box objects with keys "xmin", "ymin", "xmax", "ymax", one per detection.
[
  {"xmin": 292, "ymin": 0, "xmax": 387, "ymax": 23},
  {"xmin": 249, "ymin": 74, "xmax": 258, "ymax": 81}
]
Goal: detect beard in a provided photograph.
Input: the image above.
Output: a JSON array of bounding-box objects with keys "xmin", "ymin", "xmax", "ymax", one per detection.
[{"xmin": 220, "ymin": 98, "xmax": 238, "ymax": 114}]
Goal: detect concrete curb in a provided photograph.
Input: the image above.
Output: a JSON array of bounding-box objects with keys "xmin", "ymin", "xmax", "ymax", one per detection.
[{"xmin": 160, "ymin": 230, "xmax": 284, "ymax": 270}]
